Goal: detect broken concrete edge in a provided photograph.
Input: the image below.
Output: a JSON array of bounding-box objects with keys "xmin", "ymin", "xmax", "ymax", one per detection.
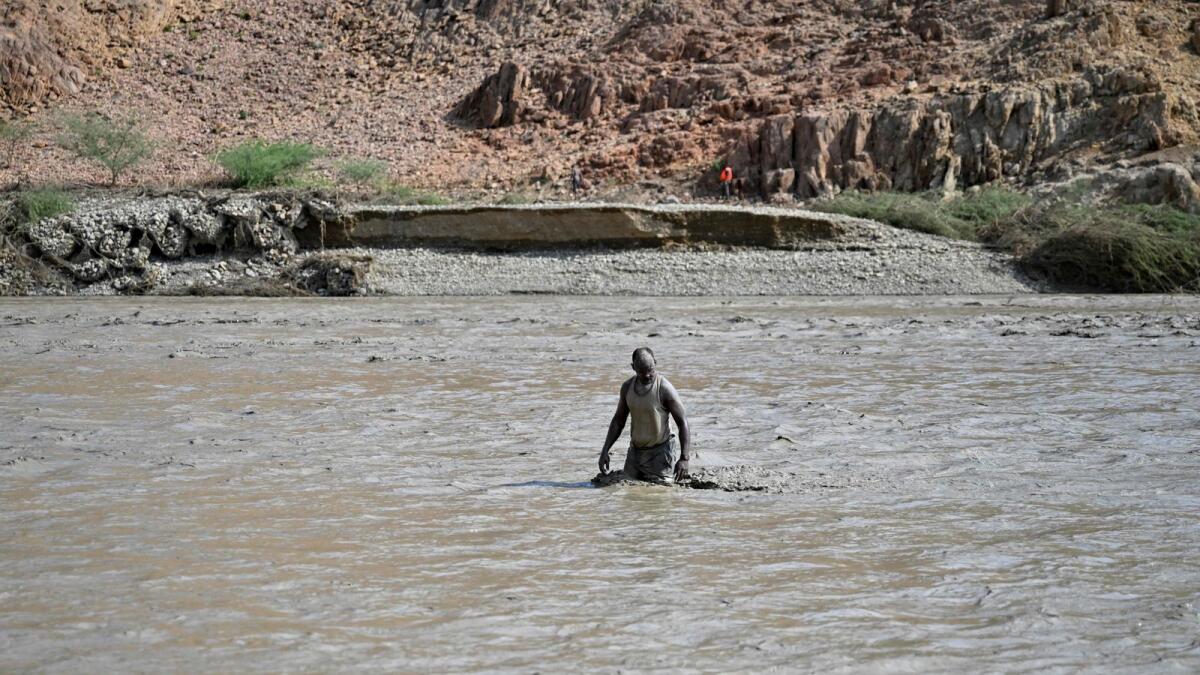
[{"xmin": 329, "ymin": 202, "xmax": 850, "ymax": 250}]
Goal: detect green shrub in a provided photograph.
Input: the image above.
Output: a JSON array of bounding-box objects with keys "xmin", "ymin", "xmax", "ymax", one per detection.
[
  {"xmin": 214, "ymin": 140, "xmax": 321, "ymax": 188},
  {"xmin": 943, "ymin": 186, "xmax": 1033, "ymax": 226},
  {"xmin": 812, "ymin": 186, "xmax": 1200, "ymax": 291},
  {"xmin": 415, "ymin": 192, "xmax": 450, "ymax": 206},
  {"xmin": 811, "ymin": 190, "xmax": 973, "ymax": 239},
  {"xmin": 1115, "ymin": 203, "xmax": 1200, "ymax": 235},
  {"xmin": 14, "ymin": 189, "xmax": 74, "ymax": 224},
  {"xmin": 337, "ymin": 158, "xmax": 389, "ymax": 188},
  {"xmin": 0, "ymin": 119, "xmax": 35, "ymax": 169},
  {"xmin": 1022, "ymin": 209, "xmax": 1200, "ymax": 292},
  {"xmin": 813, "ymin": 187, "xmax": 1035, "ymax": 241},
  {"xmin": 57, "ymin": 113, "xmax": 153, "ymax": 186}
]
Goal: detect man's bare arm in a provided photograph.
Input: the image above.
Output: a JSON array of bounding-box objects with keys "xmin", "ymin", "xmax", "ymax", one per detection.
[
  {"xmin": 599, "ymin": 381, "xmax": 631, "ymax": 473},
  {"xmin": 662, "ymin": 380, "xmax": 691, "ymax": 479}
]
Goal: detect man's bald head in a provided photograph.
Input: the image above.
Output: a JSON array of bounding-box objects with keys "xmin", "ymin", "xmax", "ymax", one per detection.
[{"xmin": 631, "ymin": 347, "xmax": 656, "ymax": 376}]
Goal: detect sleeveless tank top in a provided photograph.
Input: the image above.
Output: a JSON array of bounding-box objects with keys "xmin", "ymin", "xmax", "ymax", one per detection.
[{"xmin": 626, "ymin": 375, "xmax": 671, "ymax": 448}]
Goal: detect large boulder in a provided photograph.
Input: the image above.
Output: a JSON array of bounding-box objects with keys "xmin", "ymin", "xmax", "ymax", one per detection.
[
  {"xmin": 453, "ymin": 61, "xmax": 621, "ymax": 128},
  {"xmin": 1106, "ymin": 162, "xmax": 1200, "ymax": 213},
  {"xmin": 452, "ymin": 62, "xmax": 530, "ymax": 127}
]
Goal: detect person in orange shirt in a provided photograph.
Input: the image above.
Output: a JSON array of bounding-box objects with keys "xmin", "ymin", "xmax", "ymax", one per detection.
[{"xmin": 719, "ymin": 165, "xmax": 734, "ymax": 199}]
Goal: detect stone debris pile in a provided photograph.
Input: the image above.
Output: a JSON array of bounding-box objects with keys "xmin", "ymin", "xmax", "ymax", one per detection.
[{"xmin": 17, "ymin": 193, "xmax": 333, "ymax": 285}]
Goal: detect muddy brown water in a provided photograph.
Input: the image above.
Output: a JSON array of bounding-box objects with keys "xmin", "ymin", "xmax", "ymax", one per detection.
[{"xmin": 2, "ymin": 295, "xmax": 1199, "ymax": 672}]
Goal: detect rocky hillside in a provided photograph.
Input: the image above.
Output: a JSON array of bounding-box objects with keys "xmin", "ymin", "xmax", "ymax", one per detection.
[
  {"xmin": 1, "ymin": 0, "xmax": 223, "ymax": 110},
  {"xmin": 2, "ymin": 0, "xmax": 1198, "ymax": 200}
]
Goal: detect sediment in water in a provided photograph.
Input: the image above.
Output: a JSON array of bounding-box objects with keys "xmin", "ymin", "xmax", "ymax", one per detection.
[{"xmin": 592, "ymin": 466, "xmax": 869, "ymax": 493}]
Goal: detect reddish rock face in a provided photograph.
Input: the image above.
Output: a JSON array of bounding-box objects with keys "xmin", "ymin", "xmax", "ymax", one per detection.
[
  {"xmin": 1, "ymin": 0, "xmax": 215, "ymax": 109},
  {"xmin": 737, "ymin": 66, "xmax": 1188, "ymax": 199},
  {"xmin": 442, "ymin": 0, "xmax": 1198, "ymax": 195},
  {"xmin": 4, "ymin": 0, "xmax": 1199, "ymax": 198}
]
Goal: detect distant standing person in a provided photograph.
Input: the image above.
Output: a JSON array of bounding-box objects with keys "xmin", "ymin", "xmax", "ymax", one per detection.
[
  {"xmin": 720, "ymin": 165, "xmax": 734, "ymax": 199},
  {"xmin": 599, "ymin": 348, "xmax": 692, "ymax": 483},
  {"xmin": 571, "ymin": 166, "xmax": 583, "ymax": 196}
]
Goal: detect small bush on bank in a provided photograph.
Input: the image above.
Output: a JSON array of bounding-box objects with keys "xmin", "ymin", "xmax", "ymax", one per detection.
[
  {"xmin": 813, "ymin": 187, "xmax": 1035, "ymax": 240},
  {"xmin": 943, "ymin": 186, "xmax": 1033, "ymax": 227},
  {"xmin": 14, "ymin": 189, "xmax": 75, "ymax": 224},
  {"xmin": 214, "ymin": 140, "xmax": 321, "ymax": 188},
  {"xmin": 57, "ymin": 113, "xmax": 154, "ymax": 186},
  {"xmin": 337, "ymin": 158, "xmax": 389, "ymax": 189},
  {"xmin": 0, "ymin": 119, "xmax": 35, "ymax": 170},
  {"xmin": 812, "ymin": 190, "xmax": 974, "ymax": 239}
]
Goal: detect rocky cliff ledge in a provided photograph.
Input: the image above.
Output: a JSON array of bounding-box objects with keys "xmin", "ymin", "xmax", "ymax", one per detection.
[{"xmin": 732, "ymin": 66, "xmax": 1194, "ymax": 200}]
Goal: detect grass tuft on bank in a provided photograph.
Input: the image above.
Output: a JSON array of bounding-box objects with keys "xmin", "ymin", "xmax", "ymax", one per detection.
[
  {"xmin": 812, "ymin": 187, "xmax": 1200, "ymax": 292},
  {"xmin": 812, "ymin": 187, "xmax": 1031, "ymax": 240},
  {"xmin": 13, "ymin": 189, "xmax": 75, "ymax": 224},
  {"xmin": 215, "ymin": 140, "xmax": 321, "ymax": 188},
  {"xmin": 0, "ymin": 191, "xmax": 74, "ymax": 295}
]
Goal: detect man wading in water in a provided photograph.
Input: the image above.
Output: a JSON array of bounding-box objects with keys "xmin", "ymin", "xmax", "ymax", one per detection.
[{"xmin": 599, "ymin": 348, "xmax": 692, "ymax": 483}]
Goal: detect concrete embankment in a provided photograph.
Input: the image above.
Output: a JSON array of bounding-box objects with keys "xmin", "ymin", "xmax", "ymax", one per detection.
[
  {"xmin": 1, "ymin": 193, "xmax": 1039, "ymax": 296},
  {"xmin": 322, "ymin": 203, "xmax": 842, "ymax": 250}
]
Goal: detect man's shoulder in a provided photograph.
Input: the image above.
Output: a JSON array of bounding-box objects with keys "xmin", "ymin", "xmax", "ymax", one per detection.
[
  {"xmin": 620, "ymin": 376, "xmax": 635, "ymax": 392},
  {"xmin": 658, "ymin": 375, "xmax": 679, "ymax": 398}
]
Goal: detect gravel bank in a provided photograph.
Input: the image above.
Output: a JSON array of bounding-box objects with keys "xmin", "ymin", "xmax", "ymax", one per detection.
[
  {"xmin": 358, "ymin": 246, "xmax": 1035, "ymax": 295},
  {"xmin": 131, "ymin": 215, "xmax": 1043, "ymax": 296},
  {"xmin": 356, "ymin": 216, "xmax": 1039, "ymax": 295}
]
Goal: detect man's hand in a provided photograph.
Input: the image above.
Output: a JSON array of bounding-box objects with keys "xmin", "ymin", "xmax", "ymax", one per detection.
[
  {"xmin": 599, "ymin": 450, "xmax": 611, "ymax": 475},
  {"xmin": 673, "ymin": 457, "xmax": 690, "ymax": 483}
]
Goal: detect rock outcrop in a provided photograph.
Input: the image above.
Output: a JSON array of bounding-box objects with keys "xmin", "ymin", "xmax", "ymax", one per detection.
[
  {"xmin": 0, "ymin": 0, "xmax": 222, "ymax": 111},
  {"xmin": 441, "ymin": 0, "xmax": 1200, "ymax": 196},
  {"xmin": 1045, "ymin": 0, "xmax": 1082, "ymax": 19},
  {"xmin": 452, "ymin": 62, "xmax": 622, "ymax": 128},
  {"xmin": 1058, "ymin": 153, "xmax": 1200, "ymax": 214},
  {"xmin": 452, "ymin": 62, "xmax": 530, "ymax": 128},
  {"xmin": 735, "ymin": 65, "xmax": 1194, "ymax": 199}
]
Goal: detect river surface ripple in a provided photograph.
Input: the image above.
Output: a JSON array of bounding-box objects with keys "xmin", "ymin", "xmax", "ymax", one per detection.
[{"xmin": 1, "ymin": 295, "xmax": 1199, "ymax": 673}]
